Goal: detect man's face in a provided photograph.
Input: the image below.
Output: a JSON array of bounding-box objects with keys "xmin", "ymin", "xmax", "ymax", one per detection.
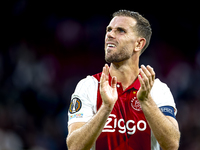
[{"xmin": 104, "ymin": 16, "xmax": 138, "ymax": 63}]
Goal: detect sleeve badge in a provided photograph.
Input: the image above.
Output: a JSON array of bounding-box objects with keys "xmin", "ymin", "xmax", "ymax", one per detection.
[{"xmin": 69, "ymin": 97, "xmax": 82, "ymax": 114}]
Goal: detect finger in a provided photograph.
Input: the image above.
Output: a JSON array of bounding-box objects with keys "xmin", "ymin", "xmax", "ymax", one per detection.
[
  {"xmin": 100, "ymin": 66, "xmax": 106, "ymax": 84},
  {"xmin": 105, "ymin": 64, "xmax": 109, "ymax": 72},
  {"xmin": 147, "ymin": 65, "xmax": 155, "ymax": 81},
  {"xmin": 146, "ymin": 65, "xmax": 155, "ymax": 87},
  {"xmin": 138, "ymin": 74, "xmax": 145, "ymax": 90},
  {"xmin": 141, "ymin": 65, "xmax": 151, "ymax": 80},
  {"xmin": 141, "ymin": 65, "xmax": 153, "ymax": 87},
  {"xmin": 100, "ymin": 64, "xmax": 110, "ymax": 85},
  {"xmin": 139, "ymin": 67, "xmax": 149, "ymax": 88},
  {"xmin": 104, "ymin": 64, "xmax": 109, "ymax": 80}
]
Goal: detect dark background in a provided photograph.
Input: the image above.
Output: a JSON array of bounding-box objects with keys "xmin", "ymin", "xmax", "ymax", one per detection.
[{"xmin": 1, "ymin": 1, "xmax": 200, "ymax": 150}]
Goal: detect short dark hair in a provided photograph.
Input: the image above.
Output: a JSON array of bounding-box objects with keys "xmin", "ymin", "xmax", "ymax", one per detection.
[{"xmin": 113, "ymin": 10, "xmax": 152, "ymax": 54}]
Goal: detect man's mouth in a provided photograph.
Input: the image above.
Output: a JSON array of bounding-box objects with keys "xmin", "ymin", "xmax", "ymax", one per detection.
[{"xmin": 107, "ymin": 44, "xmax": 116, "ymax": 48}]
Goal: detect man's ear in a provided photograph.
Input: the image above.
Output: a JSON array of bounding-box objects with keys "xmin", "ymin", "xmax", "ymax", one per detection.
[{"xmin": 135, "ymin": 38, "xmax": 146, "ymax": 52}]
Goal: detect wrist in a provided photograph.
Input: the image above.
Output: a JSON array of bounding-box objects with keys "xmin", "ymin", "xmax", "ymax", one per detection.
[
  {"xmin": 138, "ymin": 95, "xmax": 155, "ymax": 109},
  {"xmin": 138, "ymin": 94, "xmax": 153, "ymax": 106},
  {"xmin": 101, "ymin": 103, "xmax": 114, "ymax": 112},
  {"xmin": 138, "ymin": 93, "xmax": 152, "ymax": 102}
]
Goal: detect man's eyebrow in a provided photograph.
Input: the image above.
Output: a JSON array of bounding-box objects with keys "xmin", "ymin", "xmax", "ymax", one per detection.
[
  {"xmin": 117, "ymin": 27, "xmax": 126, "ymax": 31},
  {"xmin": 106, "ymin": 26, "xmax": 127, "ymax": 31},
  {"xmin": 106, "ymin": 26, "xmax": 112, "ymax": 30}
]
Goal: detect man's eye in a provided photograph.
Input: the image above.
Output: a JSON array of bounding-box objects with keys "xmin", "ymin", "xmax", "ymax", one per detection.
[
  {"xmin": 107, "ymin": 28, "xmax": 112, "ymax": 32},
  {"xmin": 118, "ymin": 28, "xmax": 125, "ymax": 33}
]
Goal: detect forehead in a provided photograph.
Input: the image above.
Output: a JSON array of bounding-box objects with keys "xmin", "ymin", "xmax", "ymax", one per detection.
[{"xmin": 108, "ymin": 16, "xmax": 137, "ymax": 30}]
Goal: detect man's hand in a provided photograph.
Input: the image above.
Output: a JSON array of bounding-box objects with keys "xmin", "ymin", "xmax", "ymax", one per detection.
[
  {"xmin": 136, "ymin": 65, "xmax": 180, "ymax": 149},
  {"xmin": 100, "ymin": 64, "xmax": 118, "ymax": 110},
  {"xmin": 137, "ymin": 65, "xmax": 155, "ymax": 101},
  {"xmin": 67, "ymin": 65, "xmax": 118, "ymax": 150}
]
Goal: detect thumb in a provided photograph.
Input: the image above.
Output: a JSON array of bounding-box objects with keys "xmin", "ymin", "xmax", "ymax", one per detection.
[{"xmin": 111, "ymin": 76, "xmax": 117, "ymax": 88}]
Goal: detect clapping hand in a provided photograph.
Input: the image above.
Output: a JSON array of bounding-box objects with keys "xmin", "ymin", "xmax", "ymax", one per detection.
[
  {"xmin": 100, "ymin": 64, "xmax": 118, "ymax": 111},
  {"xmin": 137, "ymin": 65, "xmax": 155, "ymax": 101}
]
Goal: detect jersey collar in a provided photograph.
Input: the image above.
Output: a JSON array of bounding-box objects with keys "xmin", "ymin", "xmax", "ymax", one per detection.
[
  {"xmin": 109, "ymin": 74, "xmax": 141, "ymax": 92},
  {"xmin": 126, "ymin": 76, "xmax": 141, "ymax": 91}
]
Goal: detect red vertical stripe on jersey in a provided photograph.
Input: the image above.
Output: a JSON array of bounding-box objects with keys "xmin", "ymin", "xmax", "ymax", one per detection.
[{"xmin": 93, "ymin": 73, "xmax": 151, "ymax": 150}]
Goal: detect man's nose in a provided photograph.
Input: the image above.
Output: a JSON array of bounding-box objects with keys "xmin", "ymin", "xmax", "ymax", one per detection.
[{"xmin": 106, "ymin": 30, "xmax": 115, "ymax": 39}]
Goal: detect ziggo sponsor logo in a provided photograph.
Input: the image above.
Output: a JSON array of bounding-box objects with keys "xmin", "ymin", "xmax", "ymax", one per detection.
[{"xmin": 102, "ymin": 114, "xmax": 147, "ymax": 135}]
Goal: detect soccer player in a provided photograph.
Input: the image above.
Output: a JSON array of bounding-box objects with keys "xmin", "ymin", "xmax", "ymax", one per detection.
[{"xmin": 67, "ymin": 10, "xmax": 180, "ymax": 150}]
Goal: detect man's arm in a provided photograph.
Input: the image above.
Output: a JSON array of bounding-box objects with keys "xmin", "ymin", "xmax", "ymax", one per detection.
[
  {"xmin": 67, "ymin": 64, "xmax": 118, "ymax": 150},
  {"xmin": 137, "ymin": 65, "xmax": 180, "ymax": 150},
  {"xmin": 67, "ymin": 104, "xmax": 113, "ymax": 150},
  {"xmin": 139, "ymin": 96, "xmax": 180, "ymax": 150}
]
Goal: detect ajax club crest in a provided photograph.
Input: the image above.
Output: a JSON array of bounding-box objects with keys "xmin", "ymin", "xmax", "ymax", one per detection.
[{"xmin": 131, "ymin": 97, "xmax": 142, "ymax": 111}]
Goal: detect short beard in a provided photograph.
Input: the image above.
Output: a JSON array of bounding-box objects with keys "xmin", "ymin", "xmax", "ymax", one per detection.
[{"xmin": 105, "ymin": 50, "xmax": 131, "ymax": 63}]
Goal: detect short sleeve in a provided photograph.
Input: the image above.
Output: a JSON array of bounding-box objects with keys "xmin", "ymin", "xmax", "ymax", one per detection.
[
  {"xmin": 68, "ymin": 76, "xmax": 98, "ymax": 126},
  {"xmin": 150, "ymin": 79, "xmax": 177, "ymax": 115}
]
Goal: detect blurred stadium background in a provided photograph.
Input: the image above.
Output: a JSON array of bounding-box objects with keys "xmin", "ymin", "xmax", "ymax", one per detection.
[{"xmin": 1, "ymin": 1, "xmax": 200, "ymax": 150}]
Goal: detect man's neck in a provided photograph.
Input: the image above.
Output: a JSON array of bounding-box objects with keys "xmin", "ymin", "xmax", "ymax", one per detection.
[{"xmin": 109, "ymin": 59, "xmax": 139, "ymax": 91}]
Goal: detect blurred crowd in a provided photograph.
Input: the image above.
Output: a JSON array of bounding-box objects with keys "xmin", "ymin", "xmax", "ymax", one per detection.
[{"xmin": 1, "ymin": 1, "xmax": 200, "ymax": 150}]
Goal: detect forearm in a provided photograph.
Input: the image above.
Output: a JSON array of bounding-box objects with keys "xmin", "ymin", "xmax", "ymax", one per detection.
[
  {"xmin": 140, "ymin": 97, "xmax": 180, "ymax": 150},
  {"xmin": 67, "ymin": 104, "xmax": 112, "ymax": 150}
]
